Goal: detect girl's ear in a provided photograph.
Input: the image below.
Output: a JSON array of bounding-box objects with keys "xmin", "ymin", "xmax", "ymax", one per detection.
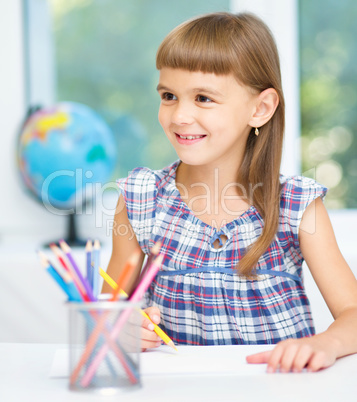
[{"xmin": 249, "ymin": 88, "xmax": 279, "ymax": 129}]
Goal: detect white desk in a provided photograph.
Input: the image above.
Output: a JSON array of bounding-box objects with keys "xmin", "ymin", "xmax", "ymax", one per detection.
[{"xmin": 0, "ymin": 343, "xmax": 356, "ymax": 402}]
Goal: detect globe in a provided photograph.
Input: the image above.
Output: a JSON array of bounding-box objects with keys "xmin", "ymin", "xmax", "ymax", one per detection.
[{"xmin": 17, "ymin": 101, "xmax": 117, "ymax": 244}]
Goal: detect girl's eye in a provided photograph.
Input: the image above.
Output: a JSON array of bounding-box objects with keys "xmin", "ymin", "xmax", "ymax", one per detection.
[
  {"xmin": 161, "ymin": 92, "xmax": 177, "ymax": 101},
  {"xmin": 196, "ymin": 95, "xmax": 212, "ymax": 103}
]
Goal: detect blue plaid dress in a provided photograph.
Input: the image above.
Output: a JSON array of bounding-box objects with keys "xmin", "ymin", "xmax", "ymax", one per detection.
[{"xmin": 117, "ymin": 160, "xmax": 328, "ymax": 345}]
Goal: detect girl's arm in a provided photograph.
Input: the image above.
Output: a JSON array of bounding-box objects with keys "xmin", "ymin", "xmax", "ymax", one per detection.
[
  {"xmin": 247, "ymin": 197, "xmax": 357, "ymax": 372},
  {"xmin": 102, "ymin": 194, "xmax": 145, "ymax": 294},
  {"xmin": 102, "ymin": 195, "xmax": 162, "ymax": 350}
]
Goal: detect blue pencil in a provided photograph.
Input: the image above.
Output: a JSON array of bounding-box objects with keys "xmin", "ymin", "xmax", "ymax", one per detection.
[
  {"xmin": 92, "ymin": 240, "xmax": 100, "ymax": 298},
  {"xmin": 85, "ymin": 240, "xmax": 93, "ymax": 289},
  {"xmin": 38, "ymin": 251, "xmax": 74, "ymax": 299}
]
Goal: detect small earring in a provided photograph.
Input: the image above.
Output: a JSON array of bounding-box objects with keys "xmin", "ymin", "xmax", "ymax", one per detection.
[{"xmin": 255, "ymin": 127, "xmax": 259, "ymax": 136}]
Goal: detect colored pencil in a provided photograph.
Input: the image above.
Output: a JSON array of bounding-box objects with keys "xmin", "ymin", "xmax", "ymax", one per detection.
[
  {"xmin": 99, "ymin": 266, "xmax": 177, "ymax": 351},
  {"xmin": 128, "ymin": 241, "xmax": 162, "ymax": 298},
  {"xmin": 40, "ymin": 241, "xmax": 163, "ymax": 387},
  {"xmin": 59, "ymin": 240, "xmax": 95, "ymax": 301},
  {"xmin": 49, "ymin": 243, "xmax": 71, "ymax": 272},
  {"xmin": 92, "ymin": 240, "xmax": 100, "ymax": 298},
  {"xmin": 80, "ymin": 254, "xmax": 163, "ymax": 387},
  {"xmin": 110, "ymin": 250, "xmax": 141, "ymax": 301},
  {"xmin": 99, "ymin": 267, "xmax": 121, "ymax": 293},
  {"xmin": 38, "ymin": 246, "xmax": 131, "ymax": 380},
  {"xmin": 128, "ymin": 254, "xmax": 163, "ymax": 301},
  {"xmin": 85, "ymin": 240, "xmax": 92, "ymax": 287},
  {"xmin": 50, "ymin": 243, "xmax": 90, "ymax": 302},
  {"xmin": 43, "ymin": 248, "xmax": 71, "ymax": 280},
  {"xmin": 70, "ymin": 251, "xmax": 141, "ymax": 385},
  {"xmin": 41, "ymin": 251, "xmax": 122, "ymax": 377},
  {"xmin": 38, "ymin": 251, "xmax": 72, "ymax": 298}
]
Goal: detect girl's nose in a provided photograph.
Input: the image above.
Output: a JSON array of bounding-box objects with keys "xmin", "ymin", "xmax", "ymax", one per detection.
[{"xmin": 171, "ymin": 102, "xmax": 194, "ymax": 125}]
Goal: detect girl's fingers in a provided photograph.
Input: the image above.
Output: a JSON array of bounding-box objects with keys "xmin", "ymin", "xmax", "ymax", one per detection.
[
  {"xmin": 145, "ymin": 306, "xmax": 161, "ymax": 324},
  {"xmin": 266, "ymin": 344, "xmax": 285, "ymax": 373},
  {"xmin": 141, "ymin": 339, "xmax": 162, "ymax": 351},
  {"xmin": 247, "ymin": 339, "xmax": 336, "ymax": 373},
  {"xmin": 141, "ymin": 327, "xmax": 161, "ymax": 351},
  {"xmin": 141, "ymin": 326, "xmax": 160, "ymax": 342},
  {"xmin": 291, "ymin": 344, "xmax": 313, "ymax": 372},
  {"xmin": 278, "ymin": 343, "xmax": 299, "ymax": 373},
  {"xmin": 142, "ymin": 315, "xmax": 155, "ymax": 331},
  {"xmin": 142, "ymin": 306, "xmax": 161, "ymax": 331},
  {"xmin": 246, "ymin": 347, "xmax": 285, "ymax": 372},
  {"xmin": 141, "ymin": 342, "xmax": 161, "ymax": 352},
  {"xmin": 246, "ymin": 350, "xmax": 272, "ymax": 364},
  {"xmin": 306, "ymin": 350, "xmax": 333, "ymax": 372},
  {"xmin": 141, "ymin": 307, "xmax": 162, "ymax": 351}
]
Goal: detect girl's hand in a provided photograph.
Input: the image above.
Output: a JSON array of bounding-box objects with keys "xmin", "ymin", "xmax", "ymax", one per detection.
[
  {"xmin": 246, "ymin": 336, "xmax": 338, "ymax": 373},
  {"xmin": 141, "ymin": 306, "xmax": 162, "ymax": 351}
]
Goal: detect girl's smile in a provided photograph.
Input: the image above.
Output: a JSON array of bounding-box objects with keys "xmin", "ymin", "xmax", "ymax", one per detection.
[{"xmin": 175, "ymin": 133, "xmax": 207, "ymax": 145}]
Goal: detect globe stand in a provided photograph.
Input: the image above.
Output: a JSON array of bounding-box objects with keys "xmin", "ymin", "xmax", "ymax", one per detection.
[
  {"xmin": 64, "ymin": 212, "xmax": 87, "ymax": 247},
  {"xmin": 43, "ymin": 213, "xmax": 86, "ymax": 248}
]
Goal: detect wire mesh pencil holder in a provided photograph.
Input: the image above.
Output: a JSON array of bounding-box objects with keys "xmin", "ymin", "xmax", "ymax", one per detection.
[{"xmin": 68, "ymin": 300, "xmax": 142, "ymax": 394}]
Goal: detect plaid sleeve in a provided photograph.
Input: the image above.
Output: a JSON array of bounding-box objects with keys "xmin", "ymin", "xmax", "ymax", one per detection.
[
  {"xmin": 280, "ymin": 176, "xmax": 328, "ymax": 243},
  {"xmin": 117, "ymin": 167, "xmax": 158, "ymax": 253}
]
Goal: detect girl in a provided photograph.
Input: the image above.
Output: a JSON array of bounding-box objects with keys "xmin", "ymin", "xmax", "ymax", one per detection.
[{"xmin": 103, "ymin": 12, "xmax": 357, "ymax": 373}]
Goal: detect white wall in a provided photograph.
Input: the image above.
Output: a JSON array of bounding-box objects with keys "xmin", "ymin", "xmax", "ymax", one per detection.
[
  {"xmin": 0, "ymin": 0, "xmax": 27, "ymax": 235},
  {"xmin": 0, "ymin": 0, "xmax": 65, "ymax": 239}
]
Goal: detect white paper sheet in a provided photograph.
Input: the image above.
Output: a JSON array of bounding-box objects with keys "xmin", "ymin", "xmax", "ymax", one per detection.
[
  {"xmin": 49, "ymin": 345, "xmax": 273, "ymax": 378},
  {"xmin": 49, "ymin": 348, "xmax": 69, "ymax": 378},
  {"xmin": 141, "ymin": 345, "xmax": 271, "ymax": 376}
]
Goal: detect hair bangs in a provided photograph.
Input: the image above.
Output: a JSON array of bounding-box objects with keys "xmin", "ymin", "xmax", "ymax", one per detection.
[{"xmin": 156, "ymin": 17, "xmax": 236, "ymax": 75}]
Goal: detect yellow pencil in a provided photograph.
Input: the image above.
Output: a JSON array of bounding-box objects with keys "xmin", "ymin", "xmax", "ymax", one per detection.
[{"xmin": 99, "ymin": 267, "xmax": 177, "ymax": 351}]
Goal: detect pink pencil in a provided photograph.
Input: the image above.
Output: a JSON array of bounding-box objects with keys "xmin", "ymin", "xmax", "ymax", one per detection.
[
  {"xmin": 128, "ymin": 240, "xmax": 162, "ymax": 298},
  {"xmin": 80, "ymin": 254, "xmax": 163, "ymax": 387}
]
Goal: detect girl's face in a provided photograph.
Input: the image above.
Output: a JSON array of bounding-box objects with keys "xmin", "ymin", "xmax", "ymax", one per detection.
[{"xmin": 157, "ymin": 68, "xmax": 258, "ymax": 170}]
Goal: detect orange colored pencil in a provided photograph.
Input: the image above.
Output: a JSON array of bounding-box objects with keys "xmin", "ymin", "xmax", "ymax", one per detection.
[{"xmin": 110, "ymin": 250, "xmax": 141, "ymax": 301}]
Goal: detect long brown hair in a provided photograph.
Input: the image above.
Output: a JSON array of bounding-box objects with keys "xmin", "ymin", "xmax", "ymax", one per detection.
[{"xmin": 156, "ymin": 12, "xmax": 285, "ymax": 277}]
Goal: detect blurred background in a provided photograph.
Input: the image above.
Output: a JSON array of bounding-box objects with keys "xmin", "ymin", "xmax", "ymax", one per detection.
[
  {"xmin": 0, "ymin": 0, "xmax": 356, "ymax": 343},
  {"xmin": 300, "ymin": 0, "xmax": 357, "ymax": 209}
]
